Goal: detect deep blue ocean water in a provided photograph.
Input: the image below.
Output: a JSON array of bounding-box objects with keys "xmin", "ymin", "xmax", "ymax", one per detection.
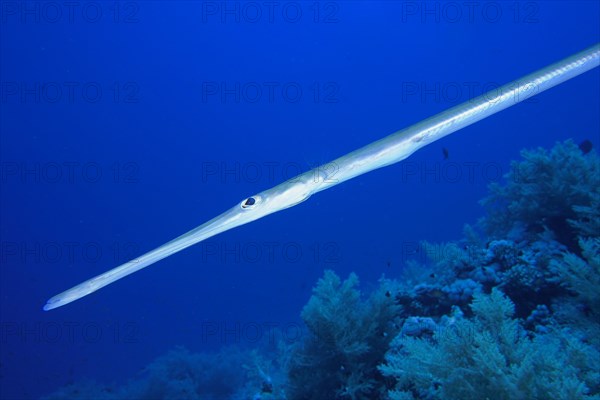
[{"xmin": 1, "ymin": 1, "xmax": 599, "ymax": 399}]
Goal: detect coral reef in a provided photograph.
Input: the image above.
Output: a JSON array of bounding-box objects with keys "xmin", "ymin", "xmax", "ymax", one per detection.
[{"xmin": 374, "ymin": 141, "xmax": 600, "ymax": 399}]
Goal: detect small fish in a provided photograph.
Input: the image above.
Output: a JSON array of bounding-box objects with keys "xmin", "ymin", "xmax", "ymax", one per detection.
[
  {"xmin": 579, "ymin": 139, "xmax": 593, "ymax": 154},
  {"xmin": 385, "ymin": 290, "xmax": 391, "ymax": 298},
  {"xmin": 442, "ymin": 147, "xmax": 449, "ymax": 159}
]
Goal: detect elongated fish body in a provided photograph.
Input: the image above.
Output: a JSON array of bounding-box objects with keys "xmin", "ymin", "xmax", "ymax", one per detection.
[{"xmin": 43, "ymin": 43, "xmax": 600, "ymax": 311}]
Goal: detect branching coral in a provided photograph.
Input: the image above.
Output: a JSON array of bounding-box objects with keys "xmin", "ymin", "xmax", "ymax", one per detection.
[
  {"xmin": 481, "ymin": 140, "xmax": 599, "ymax": 252},
  {"xmin": 379, "ymin": 289, "xmax": 600, "ymax": 400},
  {"xmin": 569, "ymin": 195, "xmax": 600, "ymax": 238},
  {"xmin": 554, "ymin": 238, "xmax": 600, "ymax": 313},
  {"xmin": 286, "ymin": 270, "xmax": 401, "ymax": 400}
]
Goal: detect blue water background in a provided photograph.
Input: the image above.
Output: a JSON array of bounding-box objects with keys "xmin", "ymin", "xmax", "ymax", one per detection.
[{"xmin": 1, "ymin": 2, "xmax": 599, "ymax": 399}]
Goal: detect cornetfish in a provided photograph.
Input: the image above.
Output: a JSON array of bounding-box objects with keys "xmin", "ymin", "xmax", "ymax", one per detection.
[{"xmin": 43, "ymin": 43, "xmax": 600, "ymax": 311}]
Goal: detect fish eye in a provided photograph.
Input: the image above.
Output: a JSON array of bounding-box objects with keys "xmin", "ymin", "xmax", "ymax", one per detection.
[{"xmin": 241, "ymin": 196, "xmax": 259, "ymax": 209}]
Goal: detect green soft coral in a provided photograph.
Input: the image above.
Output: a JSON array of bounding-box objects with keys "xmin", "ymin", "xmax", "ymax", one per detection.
[
  {"xmin": 287, "ymin": 270, "xmax": 400, "ymax": 400},
  {"xmin": 379, "ymin": 289, "xmax": 600, "ymax": 400},
  {"xmin": 552, "ymin": 238, "xmax": 600, "ymax": 314},
  {"xmin": 481, "ymin": 140, "xmax": 600, "ymax": 250},
  {"xmin": 301, "ymin": 271, "xmax": 369, "ymax": 357}
]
